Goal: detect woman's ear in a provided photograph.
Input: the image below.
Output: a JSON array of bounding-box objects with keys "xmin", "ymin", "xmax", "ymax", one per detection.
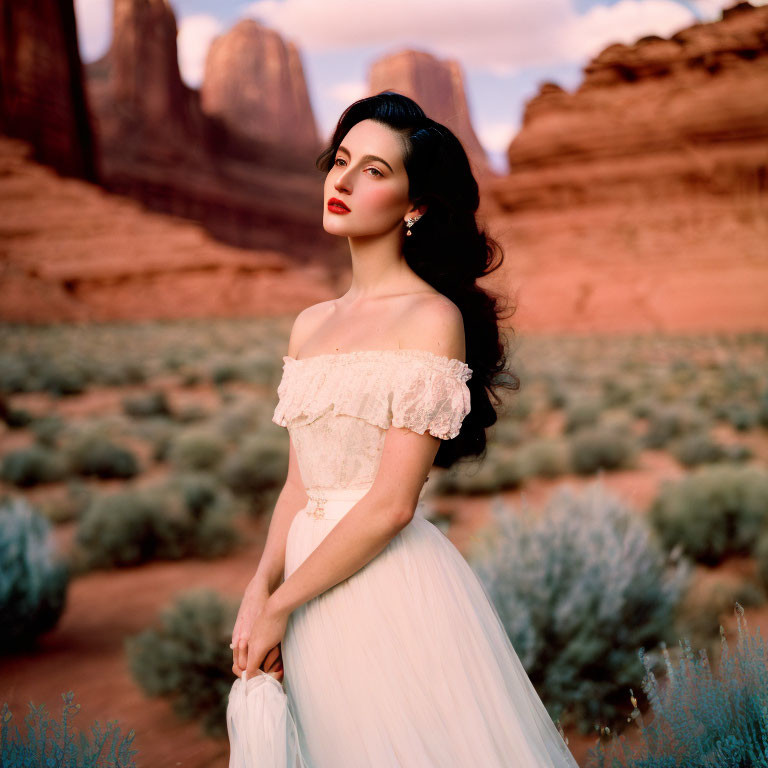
[{"xmin": 406, "ymin": 203, "xmax": 428, "ymax": 220}]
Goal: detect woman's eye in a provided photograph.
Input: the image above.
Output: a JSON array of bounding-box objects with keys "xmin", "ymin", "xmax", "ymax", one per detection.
[{"xmin": 333, "ymin": 158, "xmax": 382, "ymax": 177}]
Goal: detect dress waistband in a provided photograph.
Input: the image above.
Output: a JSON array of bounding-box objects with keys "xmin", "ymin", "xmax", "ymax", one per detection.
[{"xmin": 301, "ymin": 484, "xmax": 427, "ymax": 521}]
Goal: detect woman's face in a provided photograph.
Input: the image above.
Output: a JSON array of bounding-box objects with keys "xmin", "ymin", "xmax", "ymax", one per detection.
[{"xmin": 323, "ymin": 119, "xmax": 416, "ymax": 238}]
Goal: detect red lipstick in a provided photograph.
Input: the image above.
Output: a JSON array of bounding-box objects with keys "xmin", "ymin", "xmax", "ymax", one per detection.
[{"xmin": 327, "ymin": 197, "xmax": 351, "ymax": 214}]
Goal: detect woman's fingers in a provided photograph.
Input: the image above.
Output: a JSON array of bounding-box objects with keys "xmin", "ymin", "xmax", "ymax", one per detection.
[{"xmin": 237, "ymin": 640, "xmax": 248, "ymax": 672}]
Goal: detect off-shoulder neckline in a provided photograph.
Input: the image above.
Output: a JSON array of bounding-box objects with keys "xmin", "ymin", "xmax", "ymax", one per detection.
[{"xmin": 283, "ymin": 348, "xmax": 471, "ymax": 374}]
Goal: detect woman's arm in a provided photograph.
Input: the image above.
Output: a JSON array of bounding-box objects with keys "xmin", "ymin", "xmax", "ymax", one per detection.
[
  {"xmin": 266, "ymin": 422, "xmax": 441, "ymax": 616},
  {"xmin": 251, "ymin": 437, "xmax": 308, "ymax": 593}
]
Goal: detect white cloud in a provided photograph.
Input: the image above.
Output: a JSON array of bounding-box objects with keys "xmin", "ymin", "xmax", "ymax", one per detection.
[
  {"xmin": 563, "ymin": 0, "xmax": 694, "ymax": 61},
  {"xmin": 328, "ymin": 80, "xmax": 368, "ymax": 105},
  {"xmin": 476, "ymin": 120, "xmax": 519, "ymax": 154},
  {"xmin": 689, "ymin": 0, "xmax": 768, "ymax": 20},
  {"xmin": 73, "ymin": 0, "xmax": 111, "ymax": 62},
  {"xmin": 243, "ymin": 0, "xmax": 698, "ymax": 73},
  {"xmin": 178, "ymin": 14, "xmax": 224, "ymax": 87}
]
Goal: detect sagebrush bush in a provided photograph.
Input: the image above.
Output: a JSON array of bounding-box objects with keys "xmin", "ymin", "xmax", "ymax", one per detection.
[
  {"xmin": 0, "ymin": 690, "xmax": 138, "ymax": 766},
  {"xmin": 1, "ymin": 444, "xmax": 67, "ymax": 487},
  {"xmin": 168, "ymin": 428, "xmax": 226, "ymax": 471},
  {"xmin": 75, "ymin": 480, "xmax": 237, "ymax": 569},
  {"xmin": 470, "ymin": 481, "xmax": 690, "ymax": 733},
  {"xmin": 569, "ymin": 424, "xmax": 636, "ymax": 475},
  {"xmin": 65, "ymin": 432, "xmax": 140, "ymax": 479},
  {"xmin": 586, "ymin": 604, "xmax": 768, "ymax": 768},
  {"xmin": 219, "ymin": 435, "xmax": 287, "ymax": 513},
  {"xmin": 649, "ymin": 464, "xmax": 768, "ymax": 565},
  {"xmin": 755, "ymin": 529, "xmax": 768, "ymax": 592},
  {"xmin": 671, "ymin": 430, "xmax": 726, "ymax": 467},
  {"xmin": 516, "ymin": 437, "xmax": 569, "ymax": 479},
  {"xmin": 0, "ymin": 496, "xmax": 69, "ymax": 652},
  {"xmin": 122, "ymin": 390, "xmax": 172, "ymax": 418},
  {"xmin": 125, "ymin": 589, "xmax": 237, "ymax": 736},
  {"xmin": 563, "ymin": 397, "xmax": 602, "ymax": 434},
  {"xmin": 643, "ymin": 403, "xmax": 708, "ymax": 449}
]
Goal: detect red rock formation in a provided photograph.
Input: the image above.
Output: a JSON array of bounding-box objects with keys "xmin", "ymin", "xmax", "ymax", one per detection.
[
  {"xmin": 201, "ymin": 19, "xmax": 318, "ymax": 153},
  {"xmin": 491, "ymin": 1, "xmax": 768, "ymax": 211},
  {"xmin": 85, "ymin": 0, "xmax": 339, "ymax": 263},
  {"xmin": 0, "ymin": 135, "xmax": 335, "ymax": 323},
  {"xmin": 368, "ymin": 49, "xmax": 493, "ymax": 180},
  {"xmin": 0, "ymin": 0, "xmax": 99, "ymax": 181}
]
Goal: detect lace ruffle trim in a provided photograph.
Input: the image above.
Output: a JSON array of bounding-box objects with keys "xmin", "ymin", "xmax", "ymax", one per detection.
[{"xmin": 271, "ymin": 349, "xmax": 473, "ymax": 441}]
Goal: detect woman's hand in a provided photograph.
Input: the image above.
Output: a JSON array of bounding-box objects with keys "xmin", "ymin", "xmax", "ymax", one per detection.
[
  {"xmin": 244, "ymin": 599, "xmax": 290, "ymax": 680},
  {"xmin": 231, "ymin": 578, "xmax": 283, "ymax": 681}
]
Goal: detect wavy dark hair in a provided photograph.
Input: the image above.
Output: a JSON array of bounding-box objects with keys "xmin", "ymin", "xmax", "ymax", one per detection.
[{"xmin": 317, "ymin": 90, "xmax": 519, "ymax": 468}]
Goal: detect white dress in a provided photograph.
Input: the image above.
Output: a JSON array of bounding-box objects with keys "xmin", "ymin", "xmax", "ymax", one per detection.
[{"xmin": 271, "ymin": 349, "xmax": 579, "ymax": 768}]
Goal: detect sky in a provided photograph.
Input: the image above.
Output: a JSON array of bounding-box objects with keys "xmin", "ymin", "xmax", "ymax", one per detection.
[{"xmin": 73, "ymin": 0, "xmax": 763, "ymax": 173}]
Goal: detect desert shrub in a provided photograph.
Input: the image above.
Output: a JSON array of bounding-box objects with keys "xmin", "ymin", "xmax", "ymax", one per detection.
[
  {"xmin": 122, "ymin": 390, "xmax": 172, "ymax": 419},
  {"xmin": 601, "ymin": 377, "xmax": 635, "ymax": 408},
  {"xmin": 569, "ymin": 424, "xmax": 636, "ymax": 475},
  {"xmin": 168, "ymin": 428, "xmax": 226, "ymax": 471},
  {"xmin": 671, "ymin": 430, "xmax": 726, "ymax": 467},
  {"xmin": 491, "ymin": 419, "xmax": 525, "ymax": 448},
  {"xmin": 30, "ymin": 414, "xmax": 65, "ymax": 447},
  {"xmin": 209, "ymin": 358, "xmax": 243, "ymax": 386},
  {"xmin": 516, "ymin": 437, "xmax": 569, "ymax": 479},
  {"xmin": 470, "ymin": 481, "xmax": 690, "ymax": 733},
  {"xmin": 97, "ymin": 359, "xmax": 147, "ymax": 387},
  {"xmin": 66, "ymin": 433, "xmax": 140, "ymax": 479},
  {"xmin": 721, "ymin": 443, "xmax": 753, "ymax": 463},
  {"xmin": 1, "ymin": 445, "xmax": 68, "ymax": 487},
  {"xmin": 75, "ymin": 482, "xmax": 237, "ymax": 569},
  {"xmin": 758, "ymin": 388, "xmax": 768, "ymax": 428},
  {"xmin": 0, "ymin": 396, "xmax": 32, "ymax": 428},
  {"xmin": 586, "ymin": 604, "xmax": 768, "ymax": 768},
  {"xmin": 432, "ymin": 444, "xmax": 525, "ymax": 495},
  {"xmin": 219, "ymin": 435, "xmax": 287, "ymax": 513},
  {"xmin": 39, "ymin": 479, "xmax": 95, "ymax": 525},
  {"xmin": 563, "ymin": 397, "xmax": 602, "ymax": 434},
  {"xmin": 0, "ymin": 690, "xmax": 138, "ymax": 766},
  {"xmin": 643, "ymin": 403, "xmax": 708, "ymax": 449},
  {"xmin": 125, "ymin": 589, "xmax": 236, "ymax": 737},
  {"xmin": 0, "ymin": 355, "xmax": 30, "ymax": 393},
  {"xmin": 649, "ymin": 464, "xmax": 768, "ymax": 565},
  {"xmin": 38, "ymin": 359, "xmax": 88, "ymax": 396},
  {"xmin": 756, "ymin": 529, "xmax": 768, "ymax": 592},
  {"xmin": 0, "ymin": 496, "xmax": 69, "ymax": 652},
  {"xmin": 718, "ymin": 401, "xmax": 759, "ymax": 432}
]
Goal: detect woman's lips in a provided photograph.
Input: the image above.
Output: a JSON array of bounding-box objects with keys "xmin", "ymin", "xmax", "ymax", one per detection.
[{"xmin": 327, "ymin": 198, "xmax": 351, "ymax": 214}]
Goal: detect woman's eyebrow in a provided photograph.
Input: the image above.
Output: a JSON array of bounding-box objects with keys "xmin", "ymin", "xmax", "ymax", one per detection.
[{"xmin": 337, "ymin": 145, "xmax": 393, "ymax": 173}]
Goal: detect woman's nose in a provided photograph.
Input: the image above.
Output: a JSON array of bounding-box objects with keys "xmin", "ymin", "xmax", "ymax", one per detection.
[{"xmin": 334, "ymin": 168, "xmax": 353, "ymax": 193}]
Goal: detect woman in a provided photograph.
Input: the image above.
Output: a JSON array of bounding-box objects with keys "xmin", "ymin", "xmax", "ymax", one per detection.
[{"xmin": 229, "ymin": 91, "xmax": 579, "ymax": 767}]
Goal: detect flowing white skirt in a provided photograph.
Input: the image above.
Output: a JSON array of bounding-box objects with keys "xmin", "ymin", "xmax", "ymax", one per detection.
[{"xmin": 282, "ymin": 486, "xmax": 580, "ymax": 768}]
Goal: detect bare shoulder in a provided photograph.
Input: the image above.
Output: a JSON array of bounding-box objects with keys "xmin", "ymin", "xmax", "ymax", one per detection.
[
  {"xmin": 286, "ymin": 300, "xmax": 336, "ymax": 358},
  {"xmin": 399, "ymin": 293, "xmax": 466, "ymax": 363}
]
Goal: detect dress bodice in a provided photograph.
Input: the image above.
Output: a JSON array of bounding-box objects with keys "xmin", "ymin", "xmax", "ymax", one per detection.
[{"xmin": 271, "ymin": 349, "xmax": 473, "ymax": 493}]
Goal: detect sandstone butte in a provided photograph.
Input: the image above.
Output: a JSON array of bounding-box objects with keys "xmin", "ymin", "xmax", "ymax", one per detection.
[{"xmin": 0, "ymin": 0, "xmax": 766, "ymax": 330}]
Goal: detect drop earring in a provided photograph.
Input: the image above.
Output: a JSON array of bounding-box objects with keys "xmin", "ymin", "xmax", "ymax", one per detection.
[{"xmin": 405, "ymin": 216, "xmax": 421, "ymax": 236}]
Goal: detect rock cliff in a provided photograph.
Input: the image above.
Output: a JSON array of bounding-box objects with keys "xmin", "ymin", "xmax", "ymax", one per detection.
[
  {"xmin": 492, "ymin": 1, "xmax": 768, "ymax": 211},
  {"xmin": 368, "ymin": 49, "xmax": 493, "ymax": 180}
]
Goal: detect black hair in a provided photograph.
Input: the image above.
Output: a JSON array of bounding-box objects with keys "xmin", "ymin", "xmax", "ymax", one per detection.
[{"xmin": 317, "ymin": 90, "xmax": 519, "ymax": 468}]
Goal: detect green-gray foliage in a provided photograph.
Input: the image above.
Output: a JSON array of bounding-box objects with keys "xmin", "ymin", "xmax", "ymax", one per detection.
[
  {"xmin": 0, "ymin": 691, "xmax": 138, "ymax": 767},
  {"xmin": 125, "ymin": 589, "xmax": 236, "ymax": 737},
  {"xmin": 75, "ymin": 480, "xmax": 237, "ymax": 569},
  {"xmin": 470, "ymin": 481, "xmax": 690, "ymax": 733},
  {"xmin": 66, "ymin": 433, "xmax": 140, "ymax": 479},
  {"xmin": 650, "ymin": 464, "xmax": 768, "ymax": 565},
  {"xmin": 122, "ymin": 390, "xmax": 172, "ymax": 419},
  {"xmin": 644, "ymin": 404, "xmax": 708, "ymax": 449},
  {"xmin": 586, "ymin": 604, "xmax": 768, "ymax": 768},
  {"xmin": 570, "ymin": 424, "xmax": 636, "ymax": 475},
  {"xmin": 168, "ymin": 428, "xmax": 226, "ymax": 471},
  {"xmin": 219, "ymin": 435, "xmax": 287, "ymax": 513},
  {"xmin": 0, "ymin": 496, "xmax": 69, "ymax": 652},
  {"xmin": 1, "ymin": 445, "xmax": 67, "ymax": 487}
]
